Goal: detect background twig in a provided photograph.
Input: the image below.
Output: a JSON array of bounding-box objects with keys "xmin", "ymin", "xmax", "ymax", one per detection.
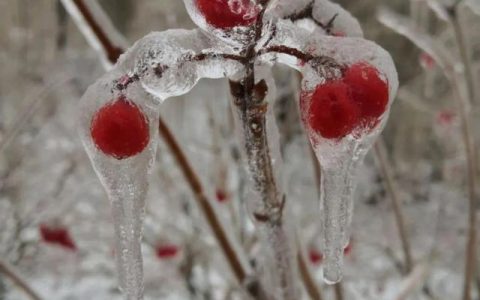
[
  {"xmin": 374, "ymin": 139, "xmax": 414, "ymax": 273},
  {"xmin": 0, "ymin": 259, "xmax": 44, "ymax": 300}
]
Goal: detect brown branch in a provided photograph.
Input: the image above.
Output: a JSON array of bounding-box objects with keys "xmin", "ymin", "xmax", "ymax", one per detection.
[
  {"xmin": 226, "ymin": 14, "xmax": 298, "ymax": 299},
  {"xmin": 71, "ymin": 0, "xmax": 122, "ymax": 63},
  {"xmin": 333, "ymin": 283, "xmax": 344, "ymax": 300},
  {"xmin": 158, "ymin": 119, "xmax": 247, "ymax": 283},
  {"xmin": 261, "ymin": 45, "xmax": 315, "ymax": 62},
  {"xmin": 0, "ymin": 259, "xmax": 44, "ymax": 300},
  {"xmin": 449, "ymin": 6, "xmax": 478, "ymax": 300},
  {"xmin": 374, "ymin": 139, "xmax": 414, "ymax": 273},
  {"xmin": 297, "ymin": 250, "xmax": 323, "ymax": 300}
]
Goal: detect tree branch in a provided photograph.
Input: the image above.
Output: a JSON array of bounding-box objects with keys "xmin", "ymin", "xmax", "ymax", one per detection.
[
  {"xmin": 0, "ymin": 259, "xmax": 44, "ymax": 300},
  {"xmin": 374, "ymin": 139, "xmax": 414, "ymax": 273}
]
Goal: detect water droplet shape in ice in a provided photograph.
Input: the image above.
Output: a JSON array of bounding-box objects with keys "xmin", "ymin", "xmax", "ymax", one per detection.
[
  {"xmin": 79, "ymin": 75, "xmax": 159, "ymax": 300},
  {"xmin": 91, "ymin": 96, "xmax": 150, "ymax": 159},
  {"xmin": 300, "ymin": 62, "xmax": 391, "ymax": 284}
]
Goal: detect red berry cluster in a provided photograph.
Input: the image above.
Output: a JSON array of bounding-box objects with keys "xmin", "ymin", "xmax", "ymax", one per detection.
[
  {"xmin": 90, "ymin": 96, "xmax": 150, "ymax": 160},
  {"xmin": 303, "ymin": 62, "xmax": 389, "ymax": 139},
  {"xmin": 39, "ymin": 224, "xmax": 77, "ymax": 251},
  {"xmin": 195, "ymin": 0, "xmax": 258, "ymax": 29}
]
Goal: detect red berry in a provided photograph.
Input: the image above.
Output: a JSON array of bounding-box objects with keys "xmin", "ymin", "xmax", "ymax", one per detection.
[
  {"xmin": 216, "ymin": 189, "xmax": 228, "ymax": 203},
  {"xmin": 195, "ymin": 0, "xmax": 258, "ymax": 29},
  {"xmin": 343, "ymin": 240, "xmax": 353, "ymax": 256},
  {"xmin": 436, "ymin": 110, "xmax": 456, "ymax": 126},
  {"xmin": 419, "ymin": 52, "xmax": 435, "ymax": 70},
  {"xmin": 309, "ymin": 249, "xmax": 324, "ymax": 265},
  {"xmin": 39, "ymin": 224, "xmax": 77, "ymax": 251},
  {"xmin": 91, "ymin": 96, "xmax": 150, "ymax": 159},
  {"xmin": 156, "ymin": 245, "xmax": 180, "ymax": 260},
  {"xmin": 306, "ymin": 80, "xmax": 360, "ymax": 139},
  {"xmin": 304, "ymin": 62, "xmax": 389, "ymax": 139},
  {"xmin": 343, "ymin": 62, "xmax": 389, "ymax": 128}
]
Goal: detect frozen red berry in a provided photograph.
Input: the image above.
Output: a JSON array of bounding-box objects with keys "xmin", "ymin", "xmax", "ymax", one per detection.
[
  {"xmin": 343, "ymin": 240, "xmax": 353, "ymax": 256},
  {"xmin": 303, "ymin": 62, "xmax": 389, "ymax": 139},
  {"xmin": 343, "ymin": 62, "xmax": 389, "ymax": 128},
  {"xmin": 91, "ymin": 96, "xmax": 150, "ymax": 159},
  {"xmin": 155, "ymin": 245, "xmax": 180, "ymax": 260},
  {"xmin": 39, "ymin": 224, "xmax": 77, "ymax": 251},
  {"xmin": 419, "ymin": 52, "xmax": 435, "ymax": 70},
  {"xmin": 195, "ymin": 0, "xmax": 258, "ymax": 29},
  {"xmin": 436, "ymin": 110, "xmax": 456, "ymax": 126},
  {"xmin": 305, "ymin": 80, "xmax": 360, "ymax": 139},
  {"xmin": 309, "ymin": 249, "xmax": 324, "ymax": 265},
  {"xmin": 216, "ymin": 189, "xmax": 228, "ymax": 203}
]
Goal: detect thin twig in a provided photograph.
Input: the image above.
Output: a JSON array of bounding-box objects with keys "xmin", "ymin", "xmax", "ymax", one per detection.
[
  {"xmin": 0, "ymin": 259, "xmax": 44, "ymax": 300},
  {"xmin": 378, "ymin": 9, "xmax": 478, "ymax": 298},
  {"xmin": 449, "ymin": 5, "xmax": 478, "ymax": 300},
  {"xmin": 374, "ymin": 139, "xmax": 414, "ymax": 273},
  {"xmin": 297, "ymin": 238, "xmax": 323, "ymax": 300},
  {"xmin": 394, "ymin": 262, "xmax": 430, "ymax": 300},
  {"xmin": 158, "ymin": 119, "xmax": 249, "ymax": 284},
  {"xmin": 333, "ymin": 283, "xmax": 344, "ymax": 300},
  {"xmin": 0, "ymin": 75, "xmax": 73, "ymax": 154}
]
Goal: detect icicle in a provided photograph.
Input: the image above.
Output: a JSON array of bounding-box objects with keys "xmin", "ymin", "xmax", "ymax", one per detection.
[
  {"xmin": 314, "ymin": 137, "xmax": 371, "ymax": 283},
  {"xmin": 79, "ymin": 73, "xmax": 160, "ymax": 299}
]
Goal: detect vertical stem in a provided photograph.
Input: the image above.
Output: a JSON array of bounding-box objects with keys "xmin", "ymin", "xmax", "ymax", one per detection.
[
  {"xmin": 333, "ymin": 283, "xmax": 344, "ymax": 300},
  {"xmin": 0, "ymin": 259, "xmax": 44, "ymax": 300},
  {"xmin": 297, "ymin": 251, "xmax": 323, "ymax": 300},
  {"xmin": 158, "ymin": 119, "xmax": 248, "ymax": 284},
  {"xmin": 374, "ymin": 139, "xmax": 414, "ymax": 273},
  {"xmin": 230, "ymin": 76, "xmax": 297, "ymax": 300},
  {"xmin": 450, "ymin": 6, "xmax": 478, "ymax": 300},
  {"xmin": 457, "ymin": 92, "xmax": 478, "ymax": 300},
  {"xmin": 451, "ymin": 7, "xmax": 476, "ymax": 107}
]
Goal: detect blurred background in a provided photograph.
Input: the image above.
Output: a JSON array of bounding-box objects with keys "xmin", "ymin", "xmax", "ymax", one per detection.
[{"xmin": 0, "ymin": 0, "xmax": 479, "ymax": 299}]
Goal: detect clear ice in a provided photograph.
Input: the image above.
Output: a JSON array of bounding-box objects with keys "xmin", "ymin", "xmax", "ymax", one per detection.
[
  {"xmin": 260, "ymin": 17, "xmax": 398, "ymax": 283},
  {"xmin": 78, "ymin": 0, "xmax": 398, "ymax": 297}
]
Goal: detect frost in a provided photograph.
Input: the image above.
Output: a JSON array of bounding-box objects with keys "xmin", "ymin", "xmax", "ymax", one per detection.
[{"xmin": 270, "ymin": 0, "xmax": 363, "ymax": 37}]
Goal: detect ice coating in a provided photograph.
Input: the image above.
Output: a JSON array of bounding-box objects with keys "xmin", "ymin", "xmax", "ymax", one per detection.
[
  {"xmin": 78, "ymin": 1, "xmax": 399, "ymax": 295},
  {"xmin": 79, "ymin": 29, "xmax": 248, "ymax": 299},
  {"xmin": 115, "ymin": 29, "xmax": 244, "ymax": 101},
  {"xmin": 182, "ymin": 0, "xmax": 262, "ymax": 48},
  {"xmin": 231, "ymin": 67, "xmax": 299, "ymax": 299},
  {"xmin": 260, "ymin": 20, "xmax": 398, "ymax": 283},
  {"xmin": 311, "ymin": 0, "xmax": 363, "ymax": 37},
  {"xmin": 79, "ymin": 74, "xmax": 160, "ymax": 299},
  {"xmin": 269, "ymin": 0, "xmax": 363, "ymax": 37}
]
